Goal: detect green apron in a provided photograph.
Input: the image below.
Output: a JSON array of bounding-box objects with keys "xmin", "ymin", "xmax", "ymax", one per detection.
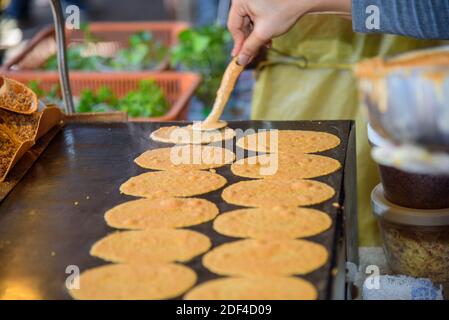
[{"xmin": 251, "ymin": 16, "xmax": 440, "ymax": 246}]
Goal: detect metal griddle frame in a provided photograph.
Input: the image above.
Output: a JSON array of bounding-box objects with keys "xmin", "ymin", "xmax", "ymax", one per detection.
[{"xmin": 0, "ymin": 121, "xmax": 358, "ymax": 300}]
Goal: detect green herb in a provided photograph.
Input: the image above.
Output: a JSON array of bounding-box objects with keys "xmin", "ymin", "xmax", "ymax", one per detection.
[
  {"xmin": 43, "ymin": 25, "xmax": 166, "ymax": 71},
  {"xmin": 76, "ymin": 86, "xmax": 118, "ymax": 113},
  {"xmin": 28, "ymin": 80, "xmax": 62, "ymax": 105},
  {"xmin": 29, "ymin": 79, "xmax": 169, "ymax": 117},
  {"xmin": 111, "ymin": 31, "xmax": 168, "ymax": 71},
  {"xmin": 118, "ymin": 80, "xmax": 169, "ymax": 117},
  {"xmin": 43, "ymin": 44, "xmax": 111, "ymax": 71},
  {"xmin": 76, "ymin": 80, "xmax": 169, "ymax": 117},
  {"xmin": 171, "ymin": 25, "xmax": 232, "ymax": 111}
]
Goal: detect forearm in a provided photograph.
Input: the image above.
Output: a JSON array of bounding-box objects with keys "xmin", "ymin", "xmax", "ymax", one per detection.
[
  {"xmin": 352, "ymin": 0, "xmax": 449, "ymax": 39},
  {"xmin": 308, "ymin": 0, "xmax": 352, "ymax": 14}
]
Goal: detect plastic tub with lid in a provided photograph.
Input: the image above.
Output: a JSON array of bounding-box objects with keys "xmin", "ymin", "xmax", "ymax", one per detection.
[
  {"xmin": 372, "ymin": 184, "xmax": 449, "ymax": 284},
  {"xmin": 368, "ymin": 124, "xmax": 449, "ymax": 209}
]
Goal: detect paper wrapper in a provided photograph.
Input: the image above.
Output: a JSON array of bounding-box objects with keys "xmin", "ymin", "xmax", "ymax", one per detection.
[{"xmin": 0, "ymin": 106, "xmax": 63, "ymax": 182}]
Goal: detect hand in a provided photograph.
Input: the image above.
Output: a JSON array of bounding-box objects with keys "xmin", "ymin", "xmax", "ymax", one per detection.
[{"xmin": 228, "ymin": 0, "xmax": 352, "ymax": 65}]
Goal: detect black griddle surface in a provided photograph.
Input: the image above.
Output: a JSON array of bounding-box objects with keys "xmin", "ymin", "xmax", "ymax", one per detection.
[{"xmin": 0, "ymin": 121, "xmax": 352, "ymax": 300}]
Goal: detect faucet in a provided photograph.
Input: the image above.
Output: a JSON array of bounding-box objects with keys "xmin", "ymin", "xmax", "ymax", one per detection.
[{"xmin": 49, "ymin": 0, "xmax": 75, "ymax": 114}]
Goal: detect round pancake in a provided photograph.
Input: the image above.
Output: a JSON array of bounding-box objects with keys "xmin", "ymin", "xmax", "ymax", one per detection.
[
  {"xmin": 231, "ymin": 153, "xmax": 341, "ymax": 179},
  {"xmin": 221, "ymin": 179, "xmax": 335, "ymax": 207},
  {"xmin": 213, "ymin": 207, "xmax": 332, "ymax": 239},
  {"xmin": 135, "ymin": 145, "xmax": 235, "ymax": 171},
  {"xmin": 203, "ymin": 239, "xmax": 328, "ymax": 276},
  {"xmin": 150, "ymin": 125, "xmax": 235, "ymax": 144},
  {"xmin": 105, "ymin": 198, "xmax": 219, "ymax": 230},
  {"xmin": 184, "ymin": 277, "xmax": 317, "ymax": 300},
  {"xmin": 120, "ymin": 170, "xmax": 227, "ymax": 199},
  {"xmin": 90, "ymin": 229, "xmax": 211, "ymax": 263},
  {"xmin": 69, "ymin": 263, "xmax": 196, "ymax": 300},
  {"xmin": 236, "ymin": 130, "xmax": 340, "ymax": 153}
]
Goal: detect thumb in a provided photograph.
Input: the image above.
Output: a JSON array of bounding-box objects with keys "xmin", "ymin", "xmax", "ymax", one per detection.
[{"xmin": 238, "ymin": 30, "xmax": 268, "ymax": 66}]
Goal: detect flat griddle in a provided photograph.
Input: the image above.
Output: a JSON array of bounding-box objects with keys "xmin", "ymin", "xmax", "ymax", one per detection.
[{"xmin": 0, "ymin": 120, "xmax": 356, "ymax": 300}]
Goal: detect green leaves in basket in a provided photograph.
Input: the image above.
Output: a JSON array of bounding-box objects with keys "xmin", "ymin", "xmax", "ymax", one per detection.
[
  {"xmin": 27, "ymin": 80, "xmax": 62, "ymax": 105},
  {"xmin": 76, "ymin": 80, "xmax": 169, "ymax": 117},
  {"xmin": 77, "ymin": 86, "xmax": 118, "ymax": 113},
  {"xmin": 118, "ymin": 80, "xmax": 169, "ymax": 117},
  {"xmin": 29, "ymin": 79, "xmax": 169, "ymax": 117},
  {"xmin": 171, "ymin": 25, "xmax": 232, "ymax": 107},
  {"xmin": 43, "ymin": 25, "xmax": 167, "ymax": 71},
  {"xmin": 43, "ymin": 44, "xmax": 111, "ymax": 71},
  {"xmin": 111, "ymin": 32, "xmax": 168, "ymax": 71}
]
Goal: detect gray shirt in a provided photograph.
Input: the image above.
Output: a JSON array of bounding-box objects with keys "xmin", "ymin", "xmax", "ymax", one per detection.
[{"xmin": 352, "ymin": 0, "xmax": 449, "ymax": 39}]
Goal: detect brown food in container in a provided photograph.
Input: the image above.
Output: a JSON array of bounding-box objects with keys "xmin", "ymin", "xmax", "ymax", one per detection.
[
  {"xmin": 379, "ymin": 165, "xmax": 449, "ymax": 210},
  {"xmin": 368, "ymin": 126, "xmax": 449, "ymax": 209},
  {"xmin": 372, "ymin": 184, "xmax": 449, "ymax": 284}
]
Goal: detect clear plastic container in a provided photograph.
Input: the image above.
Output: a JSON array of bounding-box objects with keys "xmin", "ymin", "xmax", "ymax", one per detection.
[
  {"xmin": 372, "ymin": 184, "xmax": 449, "ymax": 284},
  {"xmin": 368, "ymin": 124, "xmax": 449, "ymax": 209},
  {"xmin": 378, "ymin": 165, "xmax": 449, "ymax": 209}
]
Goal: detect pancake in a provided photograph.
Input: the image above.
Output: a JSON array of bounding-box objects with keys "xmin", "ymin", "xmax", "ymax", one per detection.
[
  {"xmin": 135, "ymin": 145, "xmax": 235, "ymax": 171},
  {"xmin": 69, "ymin": 263, "xmax": 196, "ymax": 300},
  {"xmin": 203, "ymin": 239, "xmax": 328, "ymax": 276},
  {"xmin": 221, "ymin": 179, "xmax": 335, "ymax": 207},
  {"xmin": 184, "ymin": 277, "xmax": 317, "ymax": 300},
  {"xmin": 150, "ymin": 125, "xmax": 235, "ymax": 144},
  {"xmin": 236, "ymin": 130, "xmax": 340, "ymax": 154},
  {"xmin": 230, "ymin": 153, "xmax": 341, "ymax": 179},
  {"xmin": 105, "ymin": 198, "xmax": 219, "ymax": 229},
  {"xmin": 0, "ymin": 77, "xmax": 38, "ymax": 114},
  {"xmin": 90, "ymin": 229, "xmax": 211, "ymax": 263},
  {"xmin": 120, "ymin": 170, "xmax": 227, "ymax": 199},
  {"xmin": 213, "ymin": 207, "xmax": 332, "ymax": 239},
  {"xmin": 0, "ymin": 108, "xmax": 40, "ymax": 142}
]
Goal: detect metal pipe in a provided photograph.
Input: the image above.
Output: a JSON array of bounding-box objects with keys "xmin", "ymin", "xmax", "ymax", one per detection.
[{"xmin": 49, "ymin": 0, "xmax": 75, "ymax": 114}]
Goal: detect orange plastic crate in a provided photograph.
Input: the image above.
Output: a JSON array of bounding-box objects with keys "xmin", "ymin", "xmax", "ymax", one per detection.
[
  {"xmin": 2, "ymin": 22, "xmax": 189, "ymax": 72},
  {"xmin": 2, "ymin": 71, "xmax": 201, "ymax": 121}
]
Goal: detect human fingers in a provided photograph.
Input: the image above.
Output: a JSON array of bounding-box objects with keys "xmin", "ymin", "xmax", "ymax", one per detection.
[
  {"xmin": 238, "ymin": 28, "xmax": 269, "ymax": 65},
  {"xmin": 228, "ymin": 3, "xmax": 249, "ymax": 57}
]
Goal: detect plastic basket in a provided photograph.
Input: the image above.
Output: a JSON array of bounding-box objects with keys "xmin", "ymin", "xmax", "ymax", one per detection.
[
  {"xmin": 1, "ymin": 22, "xmax": 189, "ymax": 72},
  {"xmin": 2, "ymin": 71, "xmax": 201, "ymax": 121}
]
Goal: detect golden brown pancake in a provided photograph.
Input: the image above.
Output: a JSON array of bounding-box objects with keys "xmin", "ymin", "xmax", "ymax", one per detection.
[
  {"xmin": 0, "ymin": 77, "xmax": 38, "ymax": 114},
  {"xmin": 184, "ymin": 277, "xmax": 317, "ymax": 300},
  {"xmin": 69, "ymin": 263, "xmax": 196, "ymax": 300},
  {"xmin": 135, "ymin": 145, "xmax": 235, "ymax": 171},
  {"xmin": 90, "ymin": 229, "xmax": 211, "ymax": 264},
  {"xmin": 203, "ymin": 239, "xmax": 328, "ymax": 276},
  {"xmin": 150, "ymin": 125, "xmax": 235, "ymax": 144},
  {"xmin": 230, "ymin": 153, "xmax": 341, "ymax": 179},
  {"xmin": 105, "ymin": 198, "xmax": 219, "ymax": 230},
  {"xmin": 221, "ymin": 179, "xmax": 335, "ymax": 207},
  {"xmin": 213, "ymin": 207, "xmax": 332, "ymax": 239},
  {"xmin": 120, "ymin": 170, "xmax": 227, "ymax": 199},
  {"xmin": 236, "ymin": 130, "xmax": 340, "ymax": 154}
]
